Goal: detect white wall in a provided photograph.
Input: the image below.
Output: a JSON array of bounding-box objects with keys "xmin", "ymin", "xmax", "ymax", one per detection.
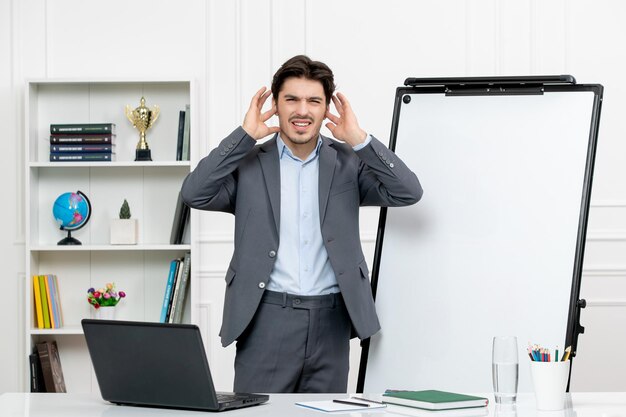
[
  {"xmin": 0, "ymin": 0, "xmax": 23, "ymax": 396},
  {"xmin": 2, "ymin": 0, "xmax": 625, "ymax": 393}
]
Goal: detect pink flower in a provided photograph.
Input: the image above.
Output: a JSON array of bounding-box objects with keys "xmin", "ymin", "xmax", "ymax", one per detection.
[
  {"xmin": 119, "ymin": 291, "xmax": 126, "ymax": 298},
  {"xmin": 103, "ymin": 293, "xmax": 111, "ymax": 299},
  {"xmin": 93, "ymin": 291, "xmax": 101, "ymax": 298}
]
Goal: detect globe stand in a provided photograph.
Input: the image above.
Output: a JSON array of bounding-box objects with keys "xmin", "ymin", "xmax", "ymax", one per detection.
[
  {"xmin": 53, "ymin": 190, "xmax": 91, "ymax": 246},
  {"xmin": 58, "ymin": 229, "xmax": 82, "ymax": 245}
]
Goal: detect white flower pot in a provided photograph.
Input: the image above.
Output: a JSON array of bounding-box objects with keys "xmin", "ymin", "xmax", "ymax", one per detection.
[
  {"xmin": 94, "ymin": 306, "xmax": 116, "ymax": 320},
  {"xmin": 110, "ymin": 219, "xmax": 138, "ymax": 245}
]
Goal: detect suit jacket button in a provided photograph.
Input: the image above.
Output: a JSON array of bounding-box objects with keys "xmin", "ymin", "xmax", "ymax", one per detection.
[
  {"xmin": 389, "ymin": 162, "xmax": 395, "ymax": 168},
  {"xmin": 258, "ymin": 282, "xmax": 266, "ymax": 289},
  {"xmin": 269, "ymin": 250, "xmax": 277, "ymax": 258}
]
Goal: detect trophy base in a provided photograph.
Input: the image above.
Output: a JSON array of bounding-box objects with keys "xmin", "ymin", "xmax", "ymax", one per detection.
[{"xmin": 135, "ymin": 149, "xmax": 152, "ymax": 161}]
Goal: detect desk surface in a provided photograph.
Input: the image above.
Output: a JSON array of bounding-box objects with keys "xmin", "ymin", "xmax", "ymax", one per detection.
[{"xmin": 1, "ymin": 392, "xmax": 626, "ymax": 417}]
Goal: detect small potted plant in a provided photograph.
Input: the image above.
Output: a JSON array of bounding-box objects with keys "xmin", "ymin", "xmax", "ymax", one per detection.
[
  {"xmin": 110, "ymin": 199, "xmax": 138, "ymax": 244},
  {"xmin": 87, "ymin": 282, "xmax": 126, "ymax": 319}
]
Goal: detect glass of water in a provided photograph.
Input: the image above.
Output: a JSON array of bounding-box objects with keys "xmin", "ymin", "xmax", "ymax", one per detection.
[{"xmin": 492, "ymin": 336, "xmax": 519, "ymax": 404}]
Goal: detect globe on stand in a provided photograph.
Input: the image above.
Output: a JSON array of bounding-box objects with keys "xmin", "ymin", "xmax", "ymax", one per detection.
[{"xmin": 52, "ymin": 191, "xmax": 92, "ymax": 245}]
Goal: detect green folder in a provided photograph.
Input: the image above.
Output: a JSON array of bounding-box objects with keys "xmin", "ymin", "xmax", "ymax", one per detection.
[{"xmin": 382, "ymin": 390, "xmax": 488, "ymax": 410}]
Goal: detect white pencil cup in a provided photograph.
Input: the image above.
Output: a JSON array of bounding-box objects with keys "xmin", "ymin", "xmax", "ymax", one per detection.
[{"xmin": 529, "ymin": 360, "xmax": 571, "ymax": 410}]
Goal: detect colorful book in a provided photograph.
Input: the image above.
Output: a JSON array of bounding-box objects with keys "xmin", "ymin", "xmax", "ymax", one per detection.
[
  {"xmin": 382, "ymin": 390, "xmax": 489, "ymax": 410},
  {"xmin": 43, "ymin": 275, "xmax": 56, "ymax": 328},
  {"xmin": 167, "ymin": 259, "xmax": 184, "ymax": 323},
  {"xmin": 171, "ymin": 252, "xmax": 191, "ymax": 324},
  {"xmin": 50, "ymin": 144, "xmax": 115, "ymax": 153},
  {"xmin": 50, "ymin": 123, "xmax": 115, "ymax": 134},
  {"xmin": 32, "ymin": 276, "xmax": 44, "ymax": 329},
  {"xmin": 50, "ymin": 152, "xmax": 114, "ymax": 162},
  {"xmin": 46, "ymin": 275, "xmax": 62, "ymax": 329},
  {"xmin": 50, "ymin": 133, "xmax": 115, "ymax": 144},
  {"xmin": 52, "ymin": 275, "xmax": 64, "ymax": 328},
  {"xmin": 160, "ymin": 260, "xmax": 179, "ymax": 323},
  {"xmin": 38, "ymin": 275, "xmax": 51, "ymax": 329}
]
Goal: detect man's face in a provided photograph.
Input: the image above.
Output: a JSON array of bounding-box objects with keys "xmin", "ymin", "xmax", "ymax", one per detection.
[{"xmin": 275, "ymin": 77, "xmax": 328, "ymax": 147}]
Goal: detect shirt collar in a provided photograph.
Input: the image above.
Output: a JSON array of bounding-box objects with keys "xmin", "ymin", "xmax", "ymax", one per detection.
[{"xmin": 277, "ymin": 134, "xmax": 323, "ymax": 164}]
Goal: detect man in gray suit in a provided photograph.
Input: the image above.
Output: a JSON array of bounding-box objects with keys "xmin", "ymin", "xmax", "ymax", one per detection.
[{"xmin": 181, "ymin": 55, "xmax": 422, "ymax": 393}]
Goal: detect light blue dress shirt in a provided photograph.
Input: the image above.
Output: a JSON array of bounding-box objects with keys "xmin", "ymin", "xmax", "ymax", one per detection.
[{"xmin": 267, "ymin": 134, "xmax": 372, "ymax": 295}]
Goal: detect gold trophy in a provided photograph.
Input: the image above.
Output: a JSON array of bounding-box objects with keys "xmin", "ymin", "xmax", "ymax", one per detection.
[{"xmin": 125, "ymin": 97, "xmax": 160, "ymax": 161}]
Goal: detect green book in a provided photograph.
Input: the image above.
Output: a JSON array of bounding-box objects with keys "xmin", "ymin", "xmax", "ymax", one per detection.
[
  {"xmin": 382, "ymin": 390, "xmax": 489, "ymax": 410},
  {"xmin": 38, "ymin": 275, "xmax": 51, "ymax": 329},
  {"xmin": 50, "ymin": 123, "xmax": 116, "ymax": 135}
]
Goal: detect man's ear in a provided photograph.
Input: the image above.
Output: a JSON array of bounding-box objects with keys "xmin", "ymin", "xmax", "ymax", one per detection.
[{"xmin": 273, "ymin": 97, "xmax": 278, "ymax": 115}]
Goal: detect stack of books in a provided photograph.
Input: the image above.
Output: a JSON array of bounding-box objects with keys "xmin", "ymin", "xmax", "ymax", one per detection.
[
  {"xmin": 30, "ymin": 341, "xmax": 66, "ymax": 392},
  {"xmin": 49, "ymin": 123, "xmax": 116, "ymax": 162},
  {"xmin": 32, "ymin": 275, "xmax": 63, "ymax": 329},
  {"xmin": 160, "ymin": 252, "xmax": 191, "ymax": 324},
  {"xmin": 381, "ymin": 390, "xmax": 489, "ymax": 417}
]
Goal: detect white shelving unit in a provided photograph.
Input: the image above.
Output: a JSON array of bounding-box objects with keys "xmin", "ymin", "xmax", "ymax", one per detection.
[{"xmin": 24, "ymin": 79, "xmax": 197, "ymax": 393}]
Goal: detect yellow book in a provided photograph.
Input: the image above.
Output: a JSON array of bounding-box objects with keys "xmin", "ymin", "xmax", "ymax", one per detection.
[
  {"xmin": 44, "ymin": 275, "xmax": 56, "ymax": 329},
  {"xmin": 32, "ymin": 276, "xmax": 44, "ymax": 329}
]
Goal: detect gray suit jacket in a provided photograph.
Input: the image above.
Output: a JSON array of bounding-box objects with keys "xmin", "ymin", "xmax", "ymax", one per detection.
[{"xmin": 181, "ymin": 126, "xmax": 422, "ymax": 347}]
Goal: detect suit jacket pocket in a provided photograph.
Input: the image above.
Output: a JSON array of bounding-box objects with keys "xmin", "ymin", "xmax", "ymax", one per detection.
[
  {"xmin": 330, "ymin": 180, "xmax": 357, "ymax": 197},
  {"xmin": 358, "ymin": 259, "xmax": 370, "ymax": 279},
  {"xmin": 225, "ymin": 266, "xmax": 236, "ymax": 286}
]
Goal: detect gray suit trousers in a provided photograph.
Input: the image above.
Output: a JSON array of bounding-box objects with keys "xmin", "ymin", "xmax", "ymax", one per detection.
[{"xmin": 233, "ymin": 291, "xmax": 351, "ymax": 393}]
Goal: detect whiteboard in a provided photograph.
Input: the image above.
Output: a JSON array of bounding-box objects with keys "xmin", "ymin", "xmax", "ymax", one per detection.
[{"xmin": 361, "ymin": 84, "xmax": 601, "ymax": 394}]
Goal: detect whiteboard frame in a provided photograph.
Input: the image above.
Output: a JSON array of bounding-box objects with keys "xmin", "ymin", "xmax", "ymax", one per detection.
[{"xmin": 357, "ymin": 76, "xmax": 603, "ymax": 393}]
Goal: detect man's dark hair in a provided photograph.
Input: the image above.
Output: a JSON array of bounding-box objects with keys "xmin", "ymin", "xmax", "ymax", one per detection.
[{"xmin": 271, "ymin": 55, "xmax": 335, "ymax": 105}]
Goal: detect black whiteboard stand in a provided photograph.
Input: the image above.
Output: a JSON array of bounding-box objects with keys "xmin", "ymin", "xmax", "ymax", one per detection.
[{"xmin": 357, "ymin": 76, "xmax": 602, "ymax": 394}]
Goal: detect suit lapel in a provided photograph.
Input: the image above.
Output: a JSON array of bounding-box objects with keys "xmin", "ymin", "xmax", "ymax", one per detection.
[
  {"xmin": 318, "ymin": 136, "xmax": 337, "ymax": 225},
  {"xmin": 258, "ymin": 136, "xmax": 281, "ymax": 234}
]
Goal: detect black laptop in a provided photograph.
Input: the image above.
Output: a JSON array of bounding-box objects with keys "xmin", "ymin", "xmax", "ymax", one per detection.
[{"xmin": 81, "ymin": 319, "xmax": 269, "ymax": 412}]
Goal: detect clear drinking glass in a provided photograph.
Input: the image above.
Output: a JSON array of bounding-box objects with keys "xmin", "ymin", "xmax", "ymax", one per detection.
[{"xmin": 492, "ymin": 336, "xmax": 519, "ymax": 404}]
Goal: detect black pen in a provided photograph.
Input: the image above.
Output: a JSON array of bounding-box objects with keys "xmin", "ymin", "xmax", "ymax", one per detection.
[
  {"xmin": 333, "ymin": 399, "xmax": 370, "ymax": 407},
  {"xmin": 351, "ymin": 396, "xmax": 384, "ymax": 405}
]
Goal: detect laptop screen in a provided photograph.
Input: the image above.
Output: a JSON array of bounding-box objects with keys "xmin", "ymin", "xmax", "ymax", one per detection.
[{"xmin": 82, "ymin": 319, "xmax": 220, "ymax": 410}]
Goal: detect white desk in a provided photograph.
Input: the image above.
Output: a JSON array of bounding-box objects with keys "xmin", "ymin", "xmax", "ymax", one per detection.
[{"xmin": 1, "ymin": 393, "xmax": 625, "ymax": 417}]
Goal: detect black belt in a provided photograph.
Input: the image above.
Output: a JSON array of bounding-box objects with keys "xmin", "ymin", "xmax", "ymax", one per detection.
[{"xmin": 261, "ymin": 290, "xmax": 343, "ymax": 309}]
